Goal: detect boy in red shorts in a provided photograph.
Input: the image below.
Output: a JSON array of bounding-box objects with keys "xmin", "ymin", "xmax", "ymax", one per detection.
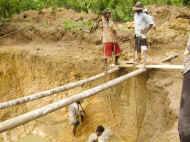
[{"xmin": 101, "ymin": 9, "xmax": 121, "ymax": 68}]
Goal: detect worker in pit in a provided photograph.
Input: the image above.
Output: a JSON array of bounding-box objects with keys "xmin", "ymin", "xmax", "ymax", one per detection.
[
  {"xmin": 101, "ymin": 9, "xmax": 121, "ymax": 69},
  {"xmin": 87, "ymin": 125, "xmax": 112, "ymax": 142},
  {"xmin": 179, "ymin": 34, "xmax": 190, "ymax": 142},
  {"xmin": 133, "ymin": 1, "xmax": 154, "ymax": 65},
  {"xmin": 68, "ymin": 101, "xmax": 85, "ymax": 136}
]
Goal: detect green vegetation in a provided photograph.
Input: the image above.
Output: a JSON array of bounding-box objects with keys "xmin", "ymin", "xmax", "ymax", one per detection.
[
  {"xmin": 63, "ymin": 20, "xmax": 94, "ymax": 32},
  {"xmin": 183, "ymin": 0, "xmax": 190, "ymax": 5},
  {"xmin": 0, "ymin": 0, "xmax": 189, "ymax": 21}
]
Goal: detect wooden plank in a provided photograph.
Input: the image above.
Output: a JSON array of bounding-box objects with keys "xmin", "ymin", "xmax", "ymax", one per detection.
[
  {"xmin": 119, "ymin": 64, "xmax": 184, "ymax": 70},
  {"xmin": 0, "ymin": 68, "xmax": 146, "ymax": 133},
  {"xmin": 0, "ymin": 67, "xmax": 119, "ymax": 109}
]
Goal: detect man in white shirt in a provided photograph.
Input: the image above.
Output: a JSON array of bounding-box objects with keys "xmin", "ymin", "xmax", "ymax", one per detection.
[
  {"xmin": 88, "ymin": 125, "xmax": 112, "ymax": 142},
  {"xmin": 68, "ymin": 101, "xmax": 85, "ymax": 136},
  {"xmin": 133, "ymin": 2, "xmax": 154, "ymax": 64}
]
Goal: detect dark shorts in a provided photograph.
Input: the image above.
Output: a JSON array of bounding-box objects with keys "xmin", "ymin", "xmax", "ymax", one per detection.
[
  {"xmin": 72, "ymin": 120, "xmax": 80, "ymax": 126},
  {"xmin": 135, "ymin": 36, "xmax": 148, "ymax": 53},
  {"xmin": 179, "ymin": 71, "xmax": 190, "ymax": 142},
  {"xmin": 103, "ymin": 42, "xmax": 121, "ymax": 58}
]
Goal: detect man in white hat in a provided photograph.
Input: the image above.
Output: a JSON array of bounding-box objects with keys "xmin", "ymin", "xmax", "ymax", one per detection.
[{"xmin": 133, "ymin": 1, "xmax": 154, "ymax": 64}]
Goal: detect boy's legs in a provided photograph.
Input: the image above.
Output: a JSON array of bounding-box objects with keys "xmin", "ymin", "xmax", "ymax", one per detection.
[
  {"xmin": 73, "ymin": 120, "xmax": 80, "ymax": 136},
  {"xmin": 141, "ymin": 46, "xmax": 147, "ymax": 65},
  {"xmin": 113, "ymin": 42, "xmax": 121, "ymax": 65},
  {"xmin": 72, "ymin": 110, "xmax": 86, "ymax": 136},
  {"xmin": 104, "ymin": 58, "xmax": 108, "ymax": 71},
  {"xmin": 140, "ymin": 38, "xmax": 148, "ymax": 65},
  {"xmin": 137, "ymin": 52, "xmax": 141, "ymax": 62},
  {"xmin": 135, "ymin": 36, "xmax": 141, "ymax": 63},
  {"xmin": 103, "ymin": 43, "xmax": 112, "ymax": 70},
  {"xmin": 115, "ymin": 56, "xmax": 119, "ymax": 65},
  {"xmin": 80, "ymin": 113, "xmax": 85, "ymax": 122}
]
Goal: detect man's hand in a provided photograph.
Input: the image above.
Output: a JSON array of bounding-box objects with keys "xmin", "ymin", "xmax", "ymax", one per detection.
[
  {"xmin": 141, "ymin": 24, "xmax": 153, "ymax": 34},
  {"xmin": 141, "ymin": 28, "xmax": 148, "ymax": 34}
]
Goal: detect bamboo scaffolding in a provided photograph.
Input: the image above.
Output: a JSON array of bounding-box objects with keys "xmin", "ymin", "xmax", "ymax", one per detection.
[
  {"xmin": 0, "ymin": 67, "xmax": 119, "ymax": 109},
  {"xmin": 0, "ymin": 68, "xmax": 146, "ymax": 133}
]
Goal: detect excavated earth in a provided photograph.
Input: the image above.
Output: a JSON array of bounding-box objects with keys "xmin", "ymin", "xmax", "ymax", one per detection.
[{"xmin": 0, "ymin": 5, "xmax": 190, "ymax": 142}]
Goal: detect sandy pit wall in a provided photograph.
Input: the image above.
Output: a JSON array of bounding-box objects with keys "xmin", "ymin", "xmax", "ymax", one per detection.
[{"xmin": 0, "ymin": 48, "xmax": 182, "ymax": 142}]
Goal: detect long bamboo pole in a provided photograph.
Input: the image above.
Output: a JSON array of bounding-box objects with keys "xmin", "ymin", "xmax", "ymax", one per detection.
[
  {"xmin": 0, "ymin": 67, "xmax": 119, "ymax": 109},
  {"xmin": 144, "ymin": 64, "xmax": 184, "ymax": 70},
  {"xmin": 119, "ymin": 64, "xmax": 184, "ymax": 70},
  {"xmin": 0, "ymin": 68, "xmax": 146, "ymax": 133}
]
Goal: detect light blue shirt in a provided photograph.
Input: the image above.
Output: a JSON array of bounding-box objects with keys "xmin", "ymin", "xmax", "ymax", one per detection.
[{"xmin": 134, "ymin": 12, "xmax": 154, "ymax": 37}]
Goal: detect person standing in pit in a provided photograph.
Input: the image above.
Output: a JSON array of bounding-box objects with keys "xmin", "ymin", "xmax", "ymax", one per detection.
[
  {"xmin": 133, "ymin": 2, "xmax": 154, "ymax": 65},
  {"xmin": 68, "ymin": 101, "xmax": 85, "ymax": 136},
  {"xmin": 179, "ymin": 34, "xmax": 190, "ymax": 142},
  {"xmin": 101, "ymin": 9, "xmax": 121, "ymax": 69},
  {"xmin": 88, "ymin": 125, "xmax": 112, "ymax": 142}
]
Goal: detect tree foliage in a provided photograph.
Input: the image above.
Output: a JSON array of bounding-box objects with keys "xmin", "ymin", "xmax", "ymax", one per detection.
[
  {"xmin": 0, "ymin": 0, "xmax": 188, "ymax": 21},
  {"xmin": 183, "ymin": 0, "xmax": 190, "ymax": 5}
]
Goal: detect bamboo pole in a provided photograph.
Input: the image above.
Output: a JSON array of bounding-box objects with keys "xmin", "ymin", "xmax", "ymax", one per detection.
[
  {"xmin": 119, "ymin": 64, "xmax": 184, "ymax": 70},
  {"xmin": 144, "ymin": 64, "xmax": 184, "ymax": 70},
  {"xmin": 161, "ymin": 54, "xmax": 178, "ymax": 63},
  {"xmin": 0, "ymin": 68, "xmax": 146, "ymax": 133},
  {"xmin": 0, "ymin": 67, "xmax": 119, "ymax": 109}
]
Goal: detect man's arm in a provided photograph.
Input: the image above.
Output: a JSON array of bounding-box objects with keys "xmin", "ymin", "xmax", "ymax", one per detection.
[{"xmin": 142, "ymin": 24, "xmax": 153, "ymax": 34}]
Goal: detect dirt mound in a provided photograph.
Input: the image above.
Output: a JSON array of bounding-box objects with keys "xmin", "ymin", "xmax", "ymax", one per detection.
[
  {"xmin": 149, "ymin": 5, "xmax": 190, "ymax": 46},
  {"xmin": 0, "ymin": 8, "xmax": 98, "ymax": 42},
  {"xmin": 0, "ymin": 6, "xmax": 189, "ymax": 47}
]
